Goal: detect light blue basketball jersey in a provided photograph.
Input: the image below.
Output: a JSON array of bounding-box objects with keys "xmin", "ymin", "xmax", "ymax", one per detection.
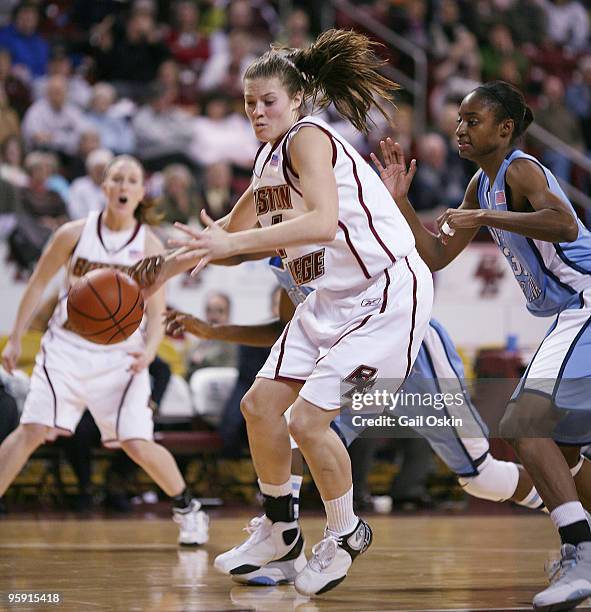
[{"xmin": 476, "ymin": 149, "xmax": 591, "ymax": 317}]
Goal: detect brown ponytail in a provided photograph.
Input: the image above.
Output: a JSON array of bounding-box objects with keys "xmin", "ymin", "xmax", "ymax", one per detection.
[{"xmin": 244, "ymin": 29, "xmax": 399, "ymax": 134}]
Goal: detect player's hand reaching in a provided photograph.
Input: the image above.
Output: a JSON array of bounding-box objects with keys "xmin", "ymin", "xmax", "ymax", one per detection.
[
  {"xmin": 168, "ymin": 211, "xmax": 236, "ymax": 275},
  {"xmin": 164, "ymin": 309, "xmax": 216, "ymax": 339},
  {"xmin": 127, "ymin": 350, "xmax": 152, "ymax": 373},
  {"xmin": 128, "ymin": 255, "xmax": 165, "ymax": 289},
  {"xmin": 370, "ymin": 138, "xmax": 417, "ymax": 203},
  {"xmin": 1, "ymin": 337, "xmax": 21, "ymax": 375}
]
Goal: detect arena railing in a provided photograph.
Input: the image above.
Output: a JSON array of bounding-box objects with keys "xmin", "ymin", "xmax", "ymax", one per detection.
[{"xmin": 318, "ymin": 0, "xmax": 428, "ymax": 137}]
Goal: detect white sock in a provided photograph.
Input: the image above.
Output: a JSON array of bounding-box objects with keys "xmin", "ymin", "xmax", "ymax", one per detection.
[
  {"xmin": 324, "ymin": 486, "xmax": 358, "ymax": 535},
  {"xmin": 291, "ymin": 475, "xmax": 303, "ymax": 519},
  {"xmin": 259, "ymin": 479, "xmax": 292, "ymax": 498},
  {"xmin": 516, "ymin": 486, "xmax": 544, "ymax": 511},
  {"xmin": 551, "ymin": 501, "xmax": 587, "ymax": 529}
]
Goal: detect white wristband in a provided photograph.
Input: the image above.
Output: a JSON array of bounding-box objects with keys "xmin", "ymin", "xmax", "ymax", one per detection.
[{"xmin": 441, "ymin": 221, "xmax": 456, "ymax": 237}]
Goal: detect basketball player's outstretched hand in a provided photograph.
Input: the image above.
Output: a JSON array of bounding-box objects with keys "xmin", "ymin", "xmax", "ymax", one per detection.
[
  {"xmin": 370, "ymin": 138, "xmax": 417, "ymax": 202},
  {"xmin": 164, "ymin": 309, "xmax": 214, "ymax": 339},
  {"xmin": 1, "ymin": 337, "xmax": 20, "ymax": 375},
  {"xmin": 170, "ymin": 211, "xmax": 234, "ymax": 274},
  {"xmin": 128, "ymin": 255, "xmax": 165, "ymax": 289}
]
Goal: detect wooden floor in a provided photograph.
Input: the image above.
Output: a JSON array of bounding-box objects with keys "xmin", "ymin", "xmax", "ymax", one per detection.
[{"xmin": 0, "ymin": 514, "xmax": 587, "ymax": 612}]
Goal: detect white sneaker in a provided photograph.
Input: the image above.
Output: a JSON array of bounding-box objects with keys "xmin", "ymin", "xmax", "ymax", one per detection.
[
  {"xmin": 295, "ymin": 519, "xmax": 372, "ymax": 597},
  {"xmin": 534, "ymin": 542, "xmax": 591, "ymax": 611},
  {"xmin": 214, "ymin": 515, "xmax": 302, "ymax": 578},
  {"xmin": 231, "ymin": 548, "xmax": 307, "ymax": 586},
  {"xmin": 173, "ymin": 499, "xmax": 209, "ymax": 546}
]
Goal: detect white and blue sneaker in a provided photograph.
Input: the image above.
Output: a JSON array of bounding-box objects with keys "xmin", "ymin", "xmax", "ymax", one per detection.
[
  {"xmin": 295, "ymin": 518, "xmax": 372, "ymax": 597},
  {"xmin": 231, "ymin": 553, "xmax": 307, "ymax": 586},
  {"xmin": 173, "ymin": 499, "xmax": 209, "ymax": 546},
  {"xmin": 535, "ymin": 542, "xmax": 591, "ymax": 611},
  {"xmin": 214, "ymin": 515, "xmax": 303, "ymax": 579}
]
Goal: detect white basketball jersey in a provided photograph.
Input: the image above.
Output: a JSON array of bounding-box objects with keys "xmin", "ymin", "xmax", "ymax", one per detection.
[
  {"xmin": 48, "ymin": 210, "xmax": 147, "ymax": 350},
  {"xmin": 252, "ymin": 115, "xmax": 415, "ymax": 292}
]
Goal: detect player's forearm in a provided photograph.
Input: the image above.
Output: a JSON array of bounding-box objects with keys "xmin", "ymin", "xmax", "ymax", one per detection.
[
  {"xmin": 396, "ymin": 196, "xmax": 448, "ymax": 270},
  {"xmin": 211, "ymin": 322, "xmax": 285, "ymax": 347},
  {"xmin": 227, "ymin": 211, "xmax": 337, "ymax": 256},
  {"xmin": 9, "ymin": 284, "xmax": 47, "ymax": 341},
  {"xmin": 479, "ymin": 208, "xmax": 577, "ymax": 243}
]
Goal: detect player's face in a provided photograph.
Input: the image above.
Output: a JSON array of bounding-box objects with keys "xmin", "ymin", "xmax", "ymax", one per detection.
[
  {"xmin": 244, "ymin": 77, "xmax": 302, "ymax": 143},
  {"xmin": 456, "ymin": 92, "xmax": 509, "ymax": 161},
  {"xmin": 102, "ymin": 160, "xmax": 145, "ymax": 216}
]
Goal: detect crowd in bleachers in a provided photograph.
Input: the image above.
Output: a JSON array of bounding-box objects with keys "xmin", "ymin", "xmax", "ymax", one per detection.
[{"xmin": 1, "ymin": 0, "xmax": 591, "ymax": 513}]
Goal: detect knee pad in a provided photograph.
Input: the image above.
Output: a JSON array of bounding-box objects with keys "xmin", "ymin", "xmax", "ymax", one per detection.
[{"xmin": 458, "ymin": 454, "xmax": 519, "ymax": 502}]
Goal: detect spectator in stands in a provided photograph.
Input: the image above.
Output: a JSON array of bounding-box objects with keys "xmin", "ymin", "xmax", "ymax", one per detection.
[
  {"xmin": 185, "ymin": 292, "xmax": 236, "ymax": 381},
  {"xmin": 0, "ymin": 2, "xmax": 49, "ymax": 79},
  {"xmin": 210, "ymin": 0, "xmax": 278, "ymax": 57},
  {"xmin": 279, "ymin": 9, "xmax": 313, "ymax": 49},
  {"xmin": 132, "ymin": 81, "xmax": 194, "ymax": 172},
  {"xmin": 391, "ymin": 0, "xmax": 430, "ymax": 50},
  {"xmin": 0, "ymin": 47, "xmax": 31, "ymax": 118},
  {"xmin": 480, "ymin": 23, "xmax": 528, "ymax": 83},
  {"xmin": 0, "ymin": 134, "xmax": 27, "ymax": 188},
  {"xmin": 0, "ymin": 84, "xmax": 20, "ymax": 144},
  {"xmin": 540, "ymin": 0, "xmax": 589, "ymax": 51},
  {"xmin": 20, "ymin": 151, "xmax": 68, "ymax": 230},
  {"xmin": 85, "ymin": 82, "xmax": 136, "ymax": 155},
  {"xmin": 429, "ymin": 0, "xmax": 470, "ymax": 61},
  {"xmin": 566, "ymin": 55, "xmax": 591, "ymax": 153},
  {"xmin": 21, "ymin": 75, "xmax": 88, "ymax": 161},
  {"xmin": 199, "ymin": 29, "xmax": 256, "ymax": 98},
  {"xmin": 409, "ymin": 132, "xmax": 462, "ymax": 211},
  {"xmin": 90, "ymin": 7, "xmax": 170, "ymax": 100},
  {"xmin": 165, "ymin": 0, "xmax": 211, "ymax": 72},
  {"xmin": 33, "ymin": 46, "xmax": 92, "ymax": 110},
  {"xmin": 7, "ymin": 151, "xmax": 67, "ymax": 272},
  {"xmin": 65, "ymin": 127, "xmax": 101, "ymax": 181},
  {"xmin": 159, "ymin": 163, "xmax": 203, "ymax": 225},
  {"xmin": 67, "ymin": 148, "xmax": 112, "ymax": 220},
  {"xmin": 535, "ymin": 75, "xmax": 584, "ymax": 181},
  {"xmin": 156, "ymin": 59, "xmax": 200, "ymax": 111},
  {"xmin": 188, "ymin": 90, "xmax": 258, "ymax": 170},
  {"xmin": 430, "ymin": 30, "xmax": 481, "ymax": 120},
  {"xmin": 200, "ymin": 161, "xmax": 237, "ymax": 220}
]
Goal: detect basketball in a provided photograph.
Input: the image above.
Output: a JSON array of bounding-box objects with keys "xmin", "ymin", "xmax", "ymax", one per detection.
[{"xmin": 66, "ymin": 268, "xmax": 144, "ymax": 345}]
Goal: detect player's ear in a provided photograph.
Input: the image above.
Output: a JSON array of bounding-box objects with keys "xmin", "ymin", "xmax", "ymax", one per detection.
[{"xmin": 499, "ymin": 118, "xmax": 513, "ymax": 139}]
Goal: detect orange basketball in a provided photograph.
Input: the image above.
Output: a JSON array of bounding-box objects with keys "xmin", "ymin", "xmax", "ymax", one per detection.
[{"xmin": 66, "ymin": 268, "xmax": 144, "ymax": 345}]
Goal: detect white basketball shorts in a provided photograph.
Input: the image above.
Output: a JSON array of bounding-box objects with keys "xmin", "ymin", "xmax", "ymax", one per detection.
[
  {"xmin": 258, "ymin": 249, "xmax": 433, "ymax": 410},
  {"xmin": 20, "ymin": 332, "xmax": 153, "ymax": 447}
]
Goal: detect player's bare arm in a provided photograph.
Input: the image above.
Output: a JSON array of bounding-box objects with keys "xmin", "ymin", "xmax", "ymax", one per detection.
[
  {"xmin": 1, "ymin": 220, "xmax": 85, "ymax": 373},
  {"xmin": 165, "ymin": 290, "xmax": 296, "ymax": 347},
  {"xmin": 450, "ymin": 159, "xmax": 578, "ymax": 243},
  {"xmin": 169, "ymin": 128, "xmax": 338, "ymax": 264},
  {"xmin": 131, "ymin": 185, "xmax": 259, "ymax": 292},
  {"xmin": 130, "ymin": 229, "xmax": 167, "ymax": 372},
  {"xmin": 372, "ymin": 137, "xmax": 479, "ymax": 271}
]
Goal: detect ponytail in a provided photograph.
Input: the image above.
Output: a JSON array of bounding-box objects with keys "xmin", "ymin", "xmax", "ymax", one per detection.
[{"xmin": 244, "ymin": 29, "xmax": 399, "ymax": 133}]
